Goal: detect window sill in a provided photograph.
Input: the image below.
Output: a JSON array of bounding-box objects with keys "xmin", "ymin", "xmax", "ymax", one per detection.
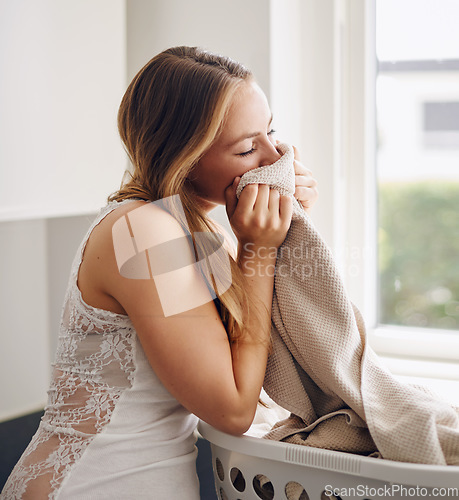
[
  {"xmin": 369, "ymin": 326, "xmax": 459, "ymax": 405},
  {"xmin": 378, "ymin": 355, "xmax": 459, "ymax": 406},
  {"xmin": 368, "ymin": 325, "xmax": 459, "ymax": 362},
  {"xmin": 0, "ymin": 205, "xmax": 99, "ymax": 222}
]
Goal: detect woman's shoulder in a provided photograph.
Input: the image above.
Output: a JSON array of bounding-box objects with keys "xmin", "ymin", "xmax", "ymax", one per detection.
[
  {"xmin": 97, "ymin": 199, "xmax": 187, "ymax": 241},
  {"xmin": 87, "ymin": 199, "xmax": 191, "ymax": 276},
  {"xmin": 77, "ymin": 199, "xmax": 189, "ymax": 315}
]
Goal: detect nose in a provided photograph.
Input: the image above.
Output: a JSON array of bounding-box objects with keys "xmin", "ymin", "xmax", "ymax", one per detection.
[{"xmin": 259, "ymin": 140, "xmax": 282, "ymax": 167}]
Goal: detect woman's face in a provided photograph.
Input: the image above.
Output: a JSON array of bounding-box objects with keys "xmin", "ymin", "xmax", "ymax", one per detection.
[{"xmin": 187, "ymin": 81, "xmax": 281, "ymax": 211}]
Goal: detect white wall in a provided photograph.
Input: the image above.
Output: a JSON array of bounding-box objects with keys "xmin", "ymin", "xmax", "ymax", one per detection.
[
  {"xmin": 0, "ymin": 212, "xmax": 96, "ymax": 421},
  {"xmin": 297, "ymin": 0, "xmax": 338, "ymax": 249},
  {"xmin": 47, "ymin": 215, "xmax": 98, "ymax": 362},
  {"xmin": 125, "ymin": 0, "xmax": 270, "ymax": 91},
  {"xmin": 0, "ymin": 0, "xmax": 126, "ymax": 420},
  {"xmin": 0, "ymin": 220, "xmax": 49, "ymax": 420},
  {"xmin": 269, "ymin": 0, "xmax": 347, "ymax": 257},
  {"xmin": 0, "ymin": 0, "xmax": 126, "ymax": 220}
]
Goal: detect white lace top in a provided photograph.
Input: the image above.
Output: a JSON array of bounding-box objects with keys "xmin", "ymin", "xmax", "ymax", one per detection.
[{"xmin": 1, "ymin": 200, "xmax": 200, "ymax": 500}]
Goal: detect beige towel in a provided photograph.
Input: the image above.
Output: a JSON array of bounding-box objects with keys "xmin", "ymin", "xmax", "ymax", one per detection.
[{"xmin": 236, "ymin": 143, "xmax": 459, "ymax": 464}]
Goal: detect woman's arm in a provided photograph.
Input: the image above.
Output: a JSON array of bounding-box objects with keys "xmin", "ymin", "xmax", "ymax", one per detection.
[
  {"xmin": 218, "ymin": 181, "xmax": 292, "ymax": 432},
  {"xmin": 91, "ymin": 184, "xmax": 292, "ymax": 436}
]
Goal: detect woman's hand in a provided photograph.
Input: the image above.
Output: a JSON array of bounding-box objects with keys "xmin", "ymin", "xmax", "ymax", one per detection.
[
  {"xmin": 292, "ymin": 145, "xmax": 319, "ymax": 213},
  {"xmin": 224, "ymin": 178, "xmax": 293, "ymax": 251}
]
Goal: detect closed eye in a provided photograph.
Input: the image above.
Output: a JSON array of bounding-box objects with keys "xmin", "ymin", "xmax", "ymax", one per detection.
[
  {"xmin": 237, "ymin": 148, "xmax": 256, "ymax": 157},
  {"xmin": 237, "ymin": 129, "xmax": 276, "ymax": 157}
]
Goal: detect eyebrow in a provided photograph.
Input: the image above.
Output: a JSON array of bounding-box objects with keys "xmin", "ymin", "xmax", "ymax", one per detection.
[{"xmin": 227, "ymin": 114, "xmax": 273, "ymax": 148}]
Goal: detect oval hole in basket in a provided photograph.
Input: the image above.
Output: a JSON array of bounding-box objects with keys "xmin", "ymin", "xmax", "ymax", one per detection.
[
  {"xmin": 285, "ymin": 481, "xmax": 310, "ymax": 500},
  {"xmin": 253, "ymin": 474, "xmax": 274, "ymax": 500},
  {"xmin": 215, "ymin": 457, "xmax": 224, "ymax": 481},
  {"xmin": 219, "ymin": 487, "xmax": 228, "ymax": 500},
  {"xmin": 320, "ymin": 491, "xmax": 342, "ymax": 500},
  {"xmin": 230, "ymin": 467, "xmax": 246, "ymax": 492}
]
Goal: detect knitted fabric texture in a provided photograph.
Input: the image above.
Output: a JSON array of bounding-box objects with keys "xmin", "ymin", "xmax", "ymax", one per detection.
[{"xmin": 236, "ymin": 143, "xmax": 459, "ymax": 464}]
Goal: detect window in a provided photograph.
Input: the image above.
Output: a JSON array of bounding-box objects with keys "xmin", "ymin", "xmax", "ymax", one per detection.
[
  {"xmin": 376, "ymin": 0, "xmax": 459, "ymax": 335},
  {"xmin": 271, "ymin": 0, "xmax": 459, "ymax": 370}
]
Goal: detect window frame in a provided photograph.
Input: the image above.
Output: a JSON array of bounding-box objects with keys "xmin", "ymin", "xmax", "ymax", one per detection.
[
  {"xmin": 344, "ymin": 0, "xmax": 459, "ymax": 369},
  {"xmin": 275, "ymin": 0, "xmax": 459, "ymax": 374}
]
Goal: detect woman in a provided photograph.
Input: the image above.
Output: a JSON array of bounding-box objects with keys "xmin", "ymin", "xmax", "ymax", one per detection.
[{"xmin": 2, "ymin": 46, "xmax": 318, "ymax": 499}]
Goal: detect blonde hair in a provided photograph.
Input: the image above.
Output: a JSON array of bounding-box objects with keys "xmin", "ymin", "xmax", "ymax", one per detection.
[{"xmin": 109, "ymin": 46, "xmax": 267, "ymax": 345}]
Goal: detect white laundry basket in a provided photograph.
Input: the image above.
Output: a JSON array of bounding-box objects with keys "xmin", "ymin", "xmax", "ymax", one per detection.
[{"xmin": 198, "ymin": 420, "xmax": 459, "ymax": 500}]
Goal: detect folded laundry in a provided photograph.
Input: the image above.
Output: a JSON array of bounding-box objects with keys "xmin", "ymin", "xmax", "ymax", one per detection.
[{"xmin": 236, "ymin": 143, "xmax": 459, "ymax": 465}]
